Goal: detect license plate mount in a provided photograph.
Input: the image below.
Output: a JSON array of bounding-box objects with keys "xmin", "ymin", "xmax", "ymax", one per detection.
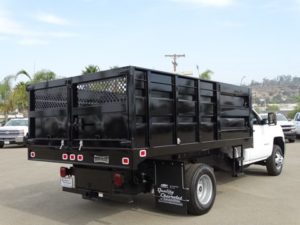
[{"xmin": 61, "ymin": 176, "xmax": 74, "ymax": 188}]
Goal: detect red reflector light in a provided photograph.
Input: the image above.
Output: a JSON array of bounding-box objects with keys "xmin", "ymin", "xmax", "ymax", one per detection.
[
  {"xmin": 62, "ymin": 154, "xmax": 68, "ymax": 160},
  {"xmin": 70, "ymin": 154, "xmax": 76, "ymax": 161},
  {"xmin": 30, "ymin": 151, "xmax": 36, "ymax": 158},
  {"xmin": 60, "ymin": 167, "xmax": 68, "ymax": 177},
  {"xmin": 122, "ymin": 157, "xmax": 129, "ymax": 165},
  {"xmin": 77, "ymin": 154, "xmax": 83, "ymax": 161},
  {"xmin": 139, "ymin": 149, "xmax": 147, "ymax": 158},
  {"xmin": 113, "ymin": 173, "xmax": 123, "ymax": 187}
]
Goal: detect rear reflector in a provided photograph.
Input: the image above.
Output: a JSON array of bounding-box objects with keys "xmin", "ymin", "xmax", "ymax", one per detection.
[
  {"xmin": 122, "ymin": 157, "xmax": 129, "ymax": 165},
  {"xmin": 30, "ymin": 151, "xmax": 36, "ymax": 158},
  {"xmin": 70, "ymin": 154, "xmax": 76, "ymax": 161},
  {"xmin": 113, "ymin": 173, "xmax": 123, "ymax": 187},
  {"xmin": 60, "ymin": 167, "xmax": 68, "ymax": 177},
  {"xmin": 62, "ymin": 154, "xmax": 68, "ymax": 160},
  {"xmin": 139, "ymin": 149, "xmax": 147, "ymax": 157},
  {"xmin": 77, "ymin": 154, "xmax": 83, "ymax": 161}
]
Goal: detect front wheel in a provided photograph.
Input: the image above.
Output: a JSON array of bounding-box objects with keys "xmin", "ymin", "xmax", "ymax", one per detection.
[
  {"xmin": 266, "ymin": 145, "xmax": 284, "ymax": 176},
  {"xmin": 0, "ymin": 141, "xmax": 4, "ymax": 148},
  {"xmin": 185, "ymin": 164, "xmax": 216, "ymax": 215},
  {"xmin": 289, "ymin": 139, "xmax": 295, "ymax": 143}
]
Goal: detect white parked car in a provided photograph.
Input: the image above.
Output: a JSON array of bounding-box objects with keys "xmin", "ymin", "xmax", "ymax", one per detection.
[
  {"xmin": 294, "ymin": 112, "xmax": 300, "ymax": 137},
  {"xmin": 0, "ymin": 118, "xmax": 28, "ymax": 148}
]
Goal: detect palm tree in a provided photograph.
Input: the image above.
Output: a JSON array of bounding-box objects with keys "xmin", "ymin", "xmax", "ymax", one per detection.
[
  {"xmin": 16, "ymin": 69, "xmax": 56, "ymax": 84},
  {"xmin": 13, "ymin": 69, "xmax": 57, "ymax": 115},
  {"xmin": 0, "ymin": 75, "xmax": 14, "ymax": 121},
  {"xmin": 11, "ymin": 82, "xmax": 28, "ymax": 115},
  {"xmin": 199, "ymin": 70, "xmax": 213, "ymax": 80},
  {"xmin": 82, "ymin": 65, "xmax": 100, "ymax": 75}
]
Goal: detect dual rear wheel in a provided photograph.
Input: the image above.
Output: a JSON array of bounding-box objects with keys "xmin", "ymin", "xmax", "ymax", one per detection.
[
  {"xmin": 185, "ymin": 164, "xmax": 216, "ymax": 215},
  {"xmin": 185, "ymin": 144, "xmax": 284, "ymax": 215}
]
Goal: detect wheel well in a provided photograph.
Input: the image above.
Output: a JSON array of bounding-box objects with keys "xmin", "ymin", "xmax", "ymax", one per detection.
[{"xmin": 274, "ymin": 137, "xmax": 285, "ymax": 156}]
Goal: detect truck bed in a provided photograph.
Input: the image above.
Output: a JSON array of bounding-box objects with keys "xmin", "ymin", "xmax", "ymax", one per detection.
[{"xmin": 27, "ymin": 66, "xmax": 252, "ymax": 169}]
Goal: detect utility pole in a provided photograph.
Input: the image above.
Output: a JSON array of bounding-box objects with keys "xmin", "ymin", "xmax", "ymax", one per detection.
[{"xmin": 165, "ymin": 54, "xmax": 185, "ymax": 72}]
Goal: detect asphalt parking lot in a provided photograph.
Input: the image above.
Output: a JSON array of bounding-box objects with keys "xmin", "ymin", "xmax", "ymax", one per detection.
[{"xmin": 0, "ymin": 142, "xmax": 299, "ymax": 225}]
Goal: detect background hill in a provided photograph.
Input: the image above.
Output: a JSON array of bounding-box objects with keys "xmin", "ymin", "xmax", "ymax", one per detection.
[{"xmin": 249, "ymin": 75, "xmax": 300, "ymax": 105}]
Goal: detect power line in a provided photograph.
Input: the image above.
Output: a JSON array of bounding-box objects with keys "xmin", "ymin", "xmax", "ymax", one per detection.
[{"xmin": 165, "ymin": 54, "xmax": 185, "ymax": 72}]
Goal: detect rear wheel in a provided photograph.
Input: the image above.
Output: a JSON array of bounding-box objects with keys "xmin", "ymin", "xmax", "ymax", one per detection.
[
  {"xmin": 0, "ymin": 141, "xmax": 4, "ymax": 148},
  {"xmin": 289, "ymin": 139, "xmax": 295, "ymax": 143},
  {"xmin": 266, "ymin": 145, "xmax": 284, "ymax": 176},
  {"xmin": 185, "ymin": 164, "xmax": 216, "ymax": 215}
]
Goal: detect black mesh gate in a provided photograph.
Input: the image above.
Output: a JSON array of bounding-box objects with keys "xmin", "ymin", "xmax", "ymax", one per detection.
[{"xmin": 29, "ymin": 72, "xmax": 129, "ymax": 148}]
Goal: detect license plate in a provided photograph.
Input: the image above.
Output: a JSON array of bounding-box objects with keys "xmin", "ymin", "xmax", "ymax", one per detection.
[
  {"xmin": 4, "ymin": 141, "xmax": 9, "ymax": 145},
  {"xmin": 61, "ymin": 176, "xmax": 74, "ymax": 188}
]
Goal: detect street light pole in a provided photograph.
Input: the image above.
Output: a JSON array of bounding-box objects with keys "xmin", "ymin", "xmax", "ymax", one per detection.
[
  {"xmin": 165, "ymin": 54, "xmax": 185, "ymax": 72},
  {"xmin": 240, "ymin": 76, "xmax": 246, "ymax": 86}
]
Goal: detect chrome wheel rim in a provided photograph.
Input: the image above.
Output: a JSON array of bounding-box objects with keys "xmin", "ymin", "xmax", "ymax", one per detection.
[
  {"xmin": 274, "ymin": 150, "xmax": 284, "ymax": 170},
  {"xmin": 197, "ymin": 174, "xmax": 213, "ymax": 205}
]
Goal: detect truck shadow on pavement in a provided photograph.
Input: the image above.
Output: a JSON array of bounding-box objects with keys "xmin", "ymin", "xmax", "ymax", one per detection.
[
  {"xmin": 0, "ymin": 181, "xmax": 185, "ymax": 225},
  {"xmin": 0, "ymin": 166, "xmax": 269, "ymax": 224}
]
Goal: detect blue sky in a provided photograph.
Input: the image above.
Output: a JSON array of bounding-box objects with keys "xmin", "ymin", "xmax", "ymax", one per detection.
[{"xmin": 0, "ymin": 0, "xmax": 299, "ymax": 85}]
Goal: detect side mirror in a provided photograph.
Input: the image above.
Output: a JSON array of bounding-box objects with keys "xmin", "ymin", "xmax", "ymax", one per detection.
[
  {"xmin": 268, "ymin": 112, "xmax": 277, "ymax": 125},
  {"xmin": 261, "ymin": 118, "xmax": 268, "ymax": 125}
]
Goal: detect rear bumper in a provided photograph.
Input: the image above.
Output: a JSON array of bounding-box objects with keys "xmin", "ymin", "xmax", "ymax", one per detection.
[
  {"xmin": 61, "ymin": 166, "xmax": 142, "ymax": 196},
  {"xmin": 27, "ymin": 145, "xmax": 146, "ymax": 170},
  {"xmin": 0, "ymin": 136, "xmax": 25, "ymax": 144},
  {"xmin": 283, "ymin": 131, "xmax": 296, "ymax": 140}
]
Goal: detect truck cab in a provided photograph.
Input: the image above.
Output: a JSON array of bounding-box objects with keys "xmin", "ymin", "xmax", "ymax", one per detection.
[{"xmin": 243, "ymin": 110, "xmax": 284, "ymax": 165}]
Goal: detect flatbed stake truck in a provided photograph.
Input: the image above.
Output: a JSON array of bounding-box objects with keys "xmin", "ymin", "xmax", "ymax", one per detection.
[{"xmin": 27, "ymin": 66, "xmax": 285, "ymax": 215}]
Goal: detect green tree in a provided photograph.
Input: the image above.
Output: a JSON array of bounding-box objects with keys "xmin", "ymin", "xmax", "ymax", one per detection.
[
  {"xmin": 266, "ymin": 104, "xmax": 279, "ymax": 112},
  {"xmin": 13, "ymin": 69, "xmax": 57, "ymax": 114},
  {"xmin": 11, "ymin": 82, "xmax": 28, "ymax": 115},
  {"xmin": 288, "ymin": 96, "xmax": 300, "ymax": 118},
  {"xmin": 0, "ymin": 75, "xmax": 14, "ymax": 121},
  {"xmin": 199, "ymin": 70, "xmax": 213, "ymax": 80},
  {"xmin": 82, "ymin": 65, "xmax": 100, "ymax": 75},
  {"xmin": 16, "ymin": 69, "xmax": 56, "ymax": 84}
]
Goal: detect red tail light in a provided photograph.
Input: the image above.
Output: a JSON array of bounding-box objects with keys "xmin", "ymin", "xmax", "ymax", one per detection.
[
  {"xmin": 122, "ymin": 157, "xmax": 129, "ymax": 165},
  {"xmin": 60, "ymin": 167, "xmax": 69, "ymax": 177},
  {"xmin": 113, "ymin": 173, "xmax": 124, "ymax": 187},
  {"xmin": 30, "ymin": 151, "xmax": 36, "ymax": 158},
  {"xmin": 139, "ymin": 149, "xmax": 147, "ymax": 157},
  {"xmin": 70, "ymin": 154, "xmax": 76, "ymax": 161},
  {"xmin": 62, "ymin": 153, "xmax": 68, "ymax": 160},
  {"xmin": 77, "ymin": 154, "xmax": 83, "ymax": 161}
]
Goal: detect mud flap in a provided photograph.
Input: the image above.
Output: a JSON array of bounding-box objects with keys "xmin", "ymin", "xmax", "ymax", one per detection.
[{"xmin": 154, "ymin": 161, "xmax": 189, "ymax": 214}]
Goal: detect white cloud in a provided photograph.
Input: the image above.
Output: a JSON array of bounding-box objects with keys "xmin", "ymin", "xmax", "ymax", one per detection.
[
  {"xmin": 48, "ymin": 31, "xmax": 78, "ymax": 38},
  {"xmin": 36, "ymin": 12, "xmax": 70, "ymax": 26},
  {"xmin": 0, "ymin": 14, "xmax": 27, "ymax": 36},
  {"xmin": 0, "ymin": 35, "xmax": 8, "ymax": 41},
  {"xmin": 218, "ymin": 20, "xmax": 243, "ymax": 28},
  {"xmin": 0, "ymin": 9, "xmax": 77, "ymax": 45},
  {"xmin": 18, "ymin": 38, "xmax": 48, "ymax": 46},
  {"xmin": 170, "ymin": 0, "xmax": 234, "ymax": 7}
]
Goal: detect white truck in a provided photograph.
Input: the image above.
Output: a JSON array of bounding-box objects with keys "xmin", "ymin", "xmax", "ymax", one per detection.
[
  {"xmin": 239, "ymin": 111, "xmax": 284, "ymax": 176},
  {"xmin": 27, "ymin": 66, "xmax": 285, "ymax": 215},
  {"xmin": 0, "ymin": 118, "xmax": 28, "ymax": 148}
]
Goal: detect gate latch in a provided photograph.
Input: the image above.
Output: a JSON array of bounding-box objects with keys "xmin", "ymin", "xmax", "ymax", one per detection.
[
  {"xmin": 79, "ymin": 140, "xmax": 83, "ymax": 151},
  {"xmin": 59, "ymin": 140, "xmax": 64, "ymax": 150}
]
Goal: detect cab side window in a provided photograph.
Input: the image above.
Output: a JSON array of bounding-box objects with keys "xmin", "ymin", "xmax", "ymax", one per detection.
[
  {"xmin": 250, "ymin": 111, "xmax": 259, "ymax": 126},
  {"xmin": 296, "ymin": 113, "xmax": 300, "ymax": 121}
]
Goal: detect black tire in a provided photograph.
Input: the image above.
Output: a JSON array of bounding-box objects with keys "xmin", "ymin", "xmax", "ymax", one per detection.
[
  {"xmin": 266, "ymin": 145, "xmax": 284, "ymax": 176},
  {"xmin": 289, "ymin": 139, "xmax": 295, "ymax": 143},
  {"xmin": 0, "ymin": 141, "xmax": 4, "ymax": 148},
  {"xmin": 185, "ymin": 164, "xmax": 216, "ymax": 215}
]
